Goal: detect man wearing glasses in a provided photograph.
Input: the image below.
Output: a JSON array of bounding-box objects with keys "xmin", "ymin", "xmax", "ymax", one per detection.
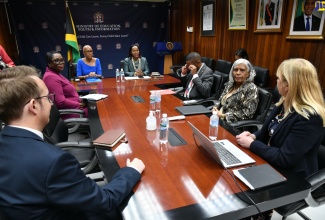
[
  {"xmin": 0, "ymin": 66, "xmax": 145, "ymax": 219},
  {"xmin": 77, "ymin": 45, "xmax": 103, "ymax": 80}
]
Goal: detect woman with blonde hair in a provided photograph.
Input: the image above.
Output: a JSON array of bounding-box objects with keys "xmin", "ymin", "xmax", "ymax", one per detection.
[{"xmin": 236, "ymin": 58, "xmax": 325, "ymax": 220}]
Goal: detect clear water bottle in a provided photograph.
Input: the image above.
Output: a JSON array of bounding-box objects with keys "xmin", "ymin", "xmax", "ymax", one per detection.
[
  {"xmin": 155, "ymin": 91, "xmax": 161, "ymax": 113},
  {"xmin": 120, "ymin": 69, "xmax": 125, "ymax": 82},
  {"xmin": 209, "ymin": 111, "xmax": 219, "ymax": 141},
  {"xmin": 159, "ymin": 113, "xmax": 169, "ymax": 143},
  {"xmin": 116, "ymin": 68, "xmax": 120, "ymax": 82},
  {"xmin": 149, "ymin": 92, "xmax": 156, "ymax": 112},
  {"xmin": 146, "ymin": 111, "xmax": 157, "ymax": 131}
]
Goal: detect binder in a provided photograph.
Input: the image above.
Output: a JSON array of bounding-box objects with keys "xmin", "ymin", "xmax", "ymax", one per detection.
[
  {"xmin": 233, "ymin": 164, "xmax": 287, "ymax": 190},
  {"xmin": 93, "ymin": 129, "xmax": 126, "ymax": 148}
]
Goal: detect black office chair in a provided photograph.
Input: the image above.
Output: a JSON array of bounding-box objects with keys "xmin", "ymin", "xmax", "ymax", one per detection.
[
  {"xmin": 68, "ymin": 62, "xmax": 77, "ymax": 80},
  {"xmin": 274, "ymin": 133, "xmax": 325, "ymax": 220},
  {"xmin": 120, "ymin": 60, "xmax": 125, "ymax": 70},
  {"xmin": 43, "ymin": 105, "xmax": 98, "ymax": 174},
  {"xmin": 230, "ymin": 87, "xmax": 273, "ymax": 133},
  {"xmin": 201, "ymin": 56, "xmax": 217, "ymax": 72},
  {"xmin": 209, "ymin": 73, "xmax": 224, "ymax": 100},
  {"xmin": 214, "ymin": 59, "xmax": 232, "ymax": 87},
  {"xmin": 254, "ymin": 66, "xmax": 269, "ymax": 88}
]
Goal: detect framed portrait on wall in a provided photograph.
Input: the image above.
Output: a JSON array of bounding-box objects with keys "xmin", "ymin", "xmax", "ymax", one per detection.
[
  {"xmin": 201, "ymin": 0, "xmax": 216, "ymax": 36},
  {"xmin": 229, "ymin": 0, "xmax": 249, "ymax": 30},
  {"xmin": 255, "ymin": 0, "xmax": 285, "ymax": 32},
  {"xmin": 287, "ymin": 0, "xmax": 325, "ymax": 40}
]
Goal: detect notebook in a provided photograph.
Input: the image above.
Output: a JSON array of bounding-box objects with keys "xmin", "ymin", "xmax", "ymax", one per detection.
[
  {"xmin": 188, "ymin": 121, "xmax": 255, "ymax": 168},
  {"xmin": 233, "ymin": 164, "xmax": 287, "ymax": 190},
  {"xmin": 175, "ymin": 105, "xmax": 211, "ymax": 116},
  {"xmin": 93, "ymin": 129, "xmax": 126, "ymax": 148}
]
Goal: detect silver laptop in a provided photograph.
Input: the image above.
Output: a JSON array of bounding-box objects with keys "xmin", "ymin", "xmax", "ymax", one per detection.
[{"xmin": 188, "ymin": 121, "xmax": 255, "ymax": 168}]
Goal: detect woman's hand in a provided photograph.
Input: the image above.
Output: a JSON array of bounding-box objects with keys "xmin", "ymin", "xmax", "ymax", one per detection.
[
  {"xmin": 212, "ymin": 107, "xmax": 225, "ymax": 119},
  {"xmin": 236, "ymin": 131, "xmax": 255, "ymax": 148}
]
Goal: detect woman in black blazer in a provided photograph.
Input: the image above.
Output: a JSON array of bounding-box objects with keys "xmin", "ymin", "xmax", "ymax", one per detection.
[{"xmin": 236, "ymin": 58, "xmax": 325, "ymax": 220}]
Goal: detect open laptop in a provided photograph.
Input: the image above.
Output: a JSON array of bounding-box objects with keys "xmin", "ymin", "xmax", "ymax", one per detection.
[{"xmin": 188, "ymin": 121, "xmax": 255, "ymax": 168}]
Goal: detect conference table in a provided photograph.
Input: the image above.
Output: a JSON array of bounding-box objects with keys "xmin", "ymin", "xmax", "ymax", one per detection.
[{"xmin": 74, "ymin": 75, "xmax": 309, "ymax": 220}]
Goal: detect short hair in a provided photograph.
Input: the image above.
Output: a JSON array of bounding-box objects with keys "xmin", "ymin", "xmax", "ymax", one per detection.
[
  {"xmin": 45, "ymin": 51, "xmax": 61, "ymax": 65},
  {"xmin": 0, "ymin": 66, "xmax": 40, "ymax": 124},
  {"xmin": 276, "ymin": 58, "xmax": 325, "ymax": 125},
  {"xmin": 128, "ymin": 43, "xmax": 142, "ymax": 58},
  {"xmin": 185, "ymin": 52, "xmax": 201, "ymax": 63},
  {"xmin": 228, "ymin": 58, "xmax": 256, "ymax": 83},
  {"xmin": 235, "ymin": 48, "xmax": 249, "ymax": 60},
  {"xmin": 83, "ymin": 45, "xmax": 92, "ymax": 52}
]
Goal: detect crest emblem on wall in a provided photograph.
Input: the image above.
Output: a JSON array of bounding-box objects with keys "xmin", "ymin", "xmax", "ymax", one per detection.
[{"xmin": 94, "ymin": 12, "xmax": 104, "ymax": 23}]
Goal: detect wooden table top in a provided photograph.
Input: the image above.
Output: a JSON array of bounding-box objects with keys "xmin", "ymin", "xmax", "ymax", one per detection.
[{"xmin": 83, "ymin": 75, "xmax": 309, "ymax": 220}]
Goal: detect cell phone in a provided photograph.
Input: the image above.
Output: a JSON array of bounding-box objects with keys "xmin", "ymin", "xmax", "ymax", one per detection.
[{"xmin": 138, "ymin": 75, "xmax": 144, "ymax": 78}]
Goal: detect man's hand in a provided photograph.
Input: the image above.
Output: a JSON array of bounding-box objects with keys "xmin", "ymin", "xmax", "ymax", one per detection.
[{"xmin": 126, "ymin": 158, "xmax": 145, "ymax": 174}]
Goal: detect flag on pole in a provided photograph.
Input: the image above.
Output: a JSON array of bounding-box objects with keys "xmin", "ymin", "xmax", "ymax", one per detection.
[
  {"xmin": 65, "ymin": 2, "xmax": 80, "ymax": 63},
  {"xmin": 275, "ymin": 0, "xmax": 280, "ymax": 25},
  {"xmin": 296, "ymin": 0, "xmax": 304, "ymax": 18},
  {"xmin": 259, "ymin": 0, "xmax": 264, "ymax": 26}
]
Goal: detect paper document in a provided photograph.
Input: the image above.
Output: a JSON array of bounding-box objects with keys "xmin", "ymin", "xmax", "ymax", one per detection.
[
  {"xmin": 80, "ymin": 94, "xmax": 108, "ymax": 101},
  {"xmin": 149, "ymin": 89, "xmax": 176, "ymax": 95},
  {"xmin": 125, "ymin": 76, "xmax": 151, "ymax": 80}
]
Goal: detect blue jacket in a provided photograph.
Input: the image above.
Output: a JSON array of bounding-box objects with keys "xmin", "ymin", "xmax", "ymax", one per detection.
[
  {"xmin": 251, "ymin": 105, "xmax": 324, "ymax": 177},
  {"xmin": 0, "ymin": 126, "xmax": 141, "ymax": 219}
]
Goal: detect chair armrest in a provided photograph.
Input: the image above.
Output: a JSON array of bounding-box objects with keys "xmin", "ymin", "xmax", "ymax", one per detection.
[
  {"xmin": 64, "ymin": 118, "xmax": 89, "ymax": 126},
  {"xmin": 59, "ymin": 109, "xmax": 85, "ymax": 116},
  {"xmin": 304, "ymin": 168, "xmax": 325, "ymax": 207},
  {"xmin": 56, "ymin": 141, "xmax": 93, "ymax": 148},
  {"xmin": 230, "ymin": 120, "xmax": 263, "ymax": 129}
]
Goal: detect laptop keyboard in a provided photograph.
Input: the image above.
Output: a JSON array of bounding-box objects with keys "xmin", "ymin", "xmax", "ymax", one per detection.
[{"xmin": 213, "ymin": 142, "xmax": 242, "ymax": 165}]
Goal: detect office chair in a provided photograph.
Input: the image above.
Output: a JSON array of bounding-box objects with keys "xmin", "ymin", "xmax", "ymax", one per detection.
[
  {"xmin": 274, "ymin": 133, "xmax": 325, "ymax": 220},
  {"xmin": 68, "ymin": 62, "xmax": 77, "ymax": 80},
  {"xmin": 230, "ymin": 87, "xmax": 273, "ymax": 133},
  {"xmin": 201, "ymin": 56, "xmax": 217, "ymax": 72},
  {"xmin": 120, "ymin": 60, "xmax": 125, "ymax": 70},
  {"xmin": 209, "ymin": 73, "xmax": 224, "ymax": 101},
  {"xmin": 214, "ymin": 59, "xmax": 232, "ymax": 87},
  {"xmin": 254, "ymin": 66, "xmax": 269, "ymax": 88},
  {"xmin": 43, "ymin": 105, "xmax": 98, "ymax": 174}
]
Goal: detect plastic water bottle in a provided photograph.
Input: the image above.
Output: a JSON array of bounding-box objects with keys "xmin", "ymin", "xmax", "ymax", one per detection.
[
  {"xmin": 155, "ymin": 91, "xmax": 161, "ymax": 113},
  {"xmin": 146, "ymin": 111, "xmax": 157, "ymax": 130},
  {"xmin": 116, "ymin": 68, "xmax": 120, "ymax": 82},
  {"xmin": 209, "ymin": 111, "xmax": 219, "ymax": 141},
  {"xmin": 149, "ymin": 92, "xmax": 156, "ymax": 112},
  {"xmin": 159, "ymin": 113, "xmax": 169, "ymax": 143},
  {"xmin": 120, "ymin": 69, "xmax": 125, "ymax": 82}
]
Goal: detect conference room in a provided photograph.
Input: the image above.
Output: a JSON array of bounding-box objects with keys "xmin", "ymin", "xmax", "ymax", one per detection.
[{"xmin": 1, "ymin": 0, "xmax": 325, "ymax": 219}]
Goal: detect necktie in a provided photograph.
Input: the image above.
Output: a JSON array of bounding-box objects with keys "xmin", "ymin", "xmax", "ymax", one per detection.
[{"xmin": 306, "ymin": 17, "xmax": 310, "ymax": 31}]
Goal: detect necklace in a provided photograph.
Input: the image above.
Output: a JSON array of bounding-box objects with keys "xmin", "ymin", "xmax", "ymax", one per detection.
[{"xmin": 132, "ymin": 58, "xmax": 141, "ymax": 70}]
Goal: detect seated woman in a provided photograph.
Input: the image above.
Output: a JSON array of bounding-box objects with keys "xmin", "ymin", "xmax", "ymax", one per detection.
[
  {"xmin": 77, "ymin": 45, "xmax": 102, "ymax": 80},
  {"xmin": 236, "ymin": 58, "xmax": 325, "ymax": 220},
  {"xmin": 43, "ymin": 51, "xmax": 87, "ymax": 119},
  {"xmin": 123, "ymin": 44, "xmax": 149, "ymax": 77},
  {"xmin": 234, "ymin": 48, "xmax": 249, "ymax": 60},
  {"xmin": 213, "ymin": 59, "xmax": 258, "ymax": 123}
]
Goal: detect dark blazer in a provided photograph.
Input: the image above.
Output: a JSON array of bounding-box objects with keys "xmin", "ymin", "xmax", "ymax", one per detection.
[
  {"xmin": 293, "ymin": 14, "xmax": 321, "ymax": 31},
  {"xmin": 264, "ymin": 1, "xmax": 275, "ymax": 25},
  {"xmin": 180, "ymin": 64, "xmax": 213, "ymax": 99},
  {"xmin": 123, "ymin": 57, "xmax": 150, "ymax": 76},
  {"xmin": 251, "ymin": 105, "xmax": 324, "ymax": 177},
  {"xmin": 0, "ymin": 126, "xmax": 141, "ymax": 220}
]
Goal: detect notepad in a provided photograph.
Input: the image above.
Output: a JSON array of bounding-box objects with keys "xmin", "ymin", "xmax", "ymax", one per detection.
[
  {"xmin": 80, "ymin": 94, "xmax": 108, "ymax": 101},
  {"xmin": 93, "ymin": 129, "xmax": 126, "ymax": 148},
  {"xmin": 233, "ymin": 164, "xmax": 287, "ymax": 190}
]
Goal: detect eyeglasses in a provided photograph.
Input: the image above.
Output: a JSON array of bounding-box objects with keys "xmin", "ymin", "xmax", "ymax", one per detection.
[
  {"xmin": 25, "ymin": 93, "xmax": 55, "ymax": 105},
  {"xmin": 84, "ymin": 50, "xmax": 93, "ymax": 53},
  {"xmin": 52, "ymin": 59, "xmax": 65, "ymax": 64}
]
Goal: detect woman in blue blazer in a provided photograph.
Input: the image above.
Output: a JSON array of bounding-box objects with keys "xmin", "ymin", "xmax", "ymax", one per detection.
[{"xmin": 123, "ymin": 44, "xmax": 150, "ymax": 77}]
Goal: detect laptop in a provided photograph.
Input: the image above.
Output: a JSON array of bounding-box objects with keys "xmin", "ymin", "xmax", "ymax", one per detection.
[
  {"xmin": 175, "ymin": 105, "xmax": 211, "ymax": 116},
  {"xmin": 188, "ymin": 121, "xmax": 255, "ymax": 168}
]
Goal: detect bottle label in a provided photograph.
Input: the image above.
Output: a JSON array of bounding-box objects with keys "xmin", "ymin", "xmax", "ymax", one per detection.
[
  {"xmin": 160, "ymin": 123, "xmax": 167, "ymax": 130},
  {"xmin": 210, "ymin": 120, "xmax": 218, "ymax": 127}
]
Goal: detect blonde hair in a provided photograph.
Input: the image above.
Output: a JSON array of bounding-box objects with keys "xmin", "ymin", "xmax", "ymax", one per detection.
[{"xmin": 276, "ymin": 58, "xmax": 325, "ymax": 126}]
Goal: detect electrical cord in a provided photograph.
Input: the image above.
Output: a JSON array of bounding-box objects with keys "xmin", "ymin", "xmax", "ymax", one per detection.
[{"xmin": 192, "ymin": 133, "xmax": 265, "ymax": 220}]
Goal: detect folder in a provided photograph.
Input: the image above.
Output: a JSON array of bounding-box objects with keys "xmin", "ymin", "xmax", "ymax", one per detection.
[
  {"xmin": 233, "ymin": 164, "xmax": 287, "ymax": 190},
  {"xmin": 93, "ymin": 129, "xmax": 126, "ymax": 148}
]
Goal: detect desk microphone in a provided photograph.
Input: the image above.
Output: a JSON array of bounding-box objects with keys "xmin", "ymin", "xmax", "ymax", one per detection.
[{"xmin": 183, "ymin": 100, "xmax": 197, "ymax": 105}]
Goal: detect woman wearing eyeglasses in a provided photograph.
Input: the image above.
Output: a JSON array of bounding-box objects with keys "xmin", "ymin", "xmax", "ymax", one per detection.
[
  {"xmin": 43, "ymin": 51, "xmax": 87, "ymax": 120},
  {"xmin": 77, "ymin": 45, "xmax": 102, "ymax": 80}
]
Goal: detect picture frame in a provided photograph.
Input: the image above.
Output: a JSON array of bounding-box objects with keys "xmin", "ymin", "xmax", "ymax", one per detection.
[
  {"xmin": 201, "ymin": 0, "xmax": 216, "ymax": 36},
  {"xmin": 255, "ymin": 0, "xmax": 285, "ymax": 33},
  {"xmin": 287, "ymin": 0, "xmax": 325, "ymax": 40},
  {"xmin": 229, "ymin": 0, "xmax": 249, "ymax": 30}
]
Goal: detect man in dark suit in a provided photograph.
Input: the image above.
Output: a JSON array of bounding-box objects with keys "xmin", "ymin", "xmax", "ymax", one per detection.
[
  {"xmin": 293, "ymin": 0, "xmax": 321, "ymax": 31},
  {"xmin": 0, "ymin": 66, "xmax": 145, "ymax": 219},
  {"xmin": 178, "ymin": 52, "xmax": 213, "ymax": 100},
  {"xmin": 264, "ymin": 0, "xmax": 275, "ymax": 25}
]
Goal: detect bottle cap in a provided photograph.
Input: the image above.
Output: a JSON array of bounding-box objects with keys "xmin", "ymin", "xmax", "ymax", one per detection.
[
  {"xmin": 162, "ymin": 113, "xmax": 167, "ymax": 118},
  {"xmin": 212, "ymin": 111, "xmax": 217, "ymax": 115},
  {"xmin": 149, "ymin": 111, "xmax": 154, "ymax": 116}
]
